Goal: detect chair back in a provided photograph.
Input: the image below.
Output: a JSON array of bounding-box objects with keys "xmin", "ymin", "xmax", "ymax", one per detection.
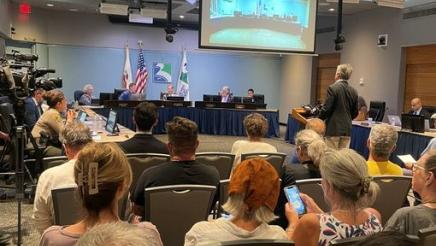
[
  {"xmin": 369, "ymin": 101, "xmax": 386, "ymax": 122},
  {"xmin": 240, "ymin": 152, "xmax": 286, "ymax": 175},
  {"xmin": 196, "ymin": 152, "xmax": 235, "ymax": 180},
  {"xmin": 51, "ymin": 186, "xmax": 83, "ymax": 225},
  {"xmin": 329, "ymin": 236, "xmax": 367, "ymax": 245},
  {"xmin": 219, "ymin": 179, "xmax": 230, "ymax": 216},
  {"xmin": 74, "ymin": 90, "xmax": 84, "ymax": 102},
  {"xmin": 126, "ymin": 153, "xmax": 170, "ymax": 194},
  {"xmin": 144, "ymin": 184, "xmax": 216, "ymax": 246},
  {"xmin": 418, "ymin": 226, "xmax": 436, "ymax": 246},
  {"xmin": 219, "ymin": 239, "xmax": 294, "ymax": 245},
  {"xmin": 296, "ymin": 178, "xmax": 330, "ymax": 212},
  {"xmin": 372, "ymin": 176, "xmax": 411, "ymax": 225},
  {"xmin": 42, "ymin": 156, "xmax": 68, "ymax": 171}
]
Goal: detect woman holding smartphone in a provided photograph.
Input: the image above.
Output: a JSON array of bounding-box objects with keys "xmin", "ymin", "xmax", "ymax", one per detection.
[{"xmin": 285, "ymin": 149, "xmax": 382, "ymax": 246}]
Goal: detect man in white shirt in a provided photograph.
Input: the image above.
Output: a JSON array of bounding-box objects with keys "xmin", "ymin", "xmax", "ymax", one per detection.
[{"xmin": 32, "ymin": 121, "xmax": 93, "ymax": 233}]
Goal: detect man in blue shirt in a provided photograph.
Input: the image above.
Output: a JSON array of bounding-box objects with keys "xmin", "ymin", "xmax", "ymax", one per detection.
[{"xmin": 118, "ymin": 83, "xmax": 136, "ymax": 101}]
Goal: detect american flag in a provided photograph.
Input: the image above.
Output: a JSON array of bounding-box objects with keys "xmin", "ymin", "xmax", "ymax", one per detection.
[{"xmin": 134, "ymin": 48, "xmax": 148, "ymax": 94}]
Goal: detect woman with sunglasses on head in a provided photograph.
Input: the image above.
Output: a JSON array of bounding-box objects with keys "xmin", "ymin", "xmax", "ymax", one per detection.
[{"xmin": 384, "ymin": 149, "xmax": 436, "ymax": 235}]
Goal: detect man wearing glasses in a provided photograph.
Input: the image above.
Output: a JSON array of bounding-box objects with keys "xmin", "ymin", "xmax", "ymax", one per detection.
[{"xmin": 385, "ymin": 149, "xmax": 436, "ymax": 235}]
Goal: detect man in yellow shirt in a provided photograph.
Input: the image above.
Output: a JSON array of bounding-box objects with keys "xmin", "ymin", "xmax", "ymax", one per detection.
[{"xmin": 367, "ymin": 124, "xmax": 403, "ymax": 175}]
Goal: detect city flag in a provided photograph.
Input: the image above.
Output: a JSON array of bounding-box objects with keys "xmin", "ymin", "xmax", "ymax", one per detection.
[
  {"xmin": 176, "ymin": 50, "xmax": 189, "ymax": 100},
  {"xmin": 122, "ymin": 45, "xmax": 133, "ymax": 89}
]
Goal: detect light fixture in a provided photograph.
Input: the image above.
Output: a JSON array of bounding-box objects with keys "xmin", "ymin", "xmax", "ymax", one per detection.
[
  {"xmin": 69, "ymin": 8, "xmax": 78, "ymax": 12},
  {"xmin": 46, "ymin": 3, "xmax": 54, "ymax": 7},
  {"xmin": 329, "ymin": 8, "xmax": 335, "ymax": 11},
  {"xmin": 179, "ymin": 15, "xmax": 185, "ymax": 19}
]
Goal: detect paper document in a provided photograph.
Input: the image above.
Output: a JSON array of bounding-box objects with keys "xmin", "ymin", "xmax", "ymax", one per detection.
[{"xmin": 397, "ymin": 154, "xmax": 417, "ymax": 164}]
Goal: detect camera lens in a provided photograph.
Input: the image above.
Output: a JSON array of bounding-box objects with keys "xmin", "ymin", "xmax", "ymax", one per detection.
[{"xmin": 166, "ymin": 34, "xmax": 174, "ymax": 43}]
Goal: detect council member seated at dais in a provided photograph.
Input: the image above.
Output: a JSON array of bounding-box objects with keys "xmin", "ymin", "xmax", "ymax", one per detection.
[{"xmin": 78, "ymin": 84, "xmax": 93, "ymax": 106}]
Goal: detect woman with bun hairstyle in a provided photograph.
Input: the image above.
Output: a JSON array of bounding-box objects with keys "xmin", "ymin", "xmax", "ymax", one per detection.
[{"xmin": 285, "ymin": 149, "xmax": 382, "ymax": 245}]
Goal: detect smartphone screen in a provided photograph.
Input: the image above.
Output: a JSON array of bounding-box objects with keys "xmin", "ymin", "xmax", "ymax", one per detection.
[{"xmin": 284, "ymin": 185, "xmax": 306, "ymax": 215}]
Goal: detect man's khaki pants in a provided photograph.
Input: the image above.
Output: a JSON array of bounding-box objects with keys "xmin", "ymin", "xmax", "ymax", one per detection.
[{"xmin": 325, "ymin": 136, "xmax": 351, "ymax": 150}]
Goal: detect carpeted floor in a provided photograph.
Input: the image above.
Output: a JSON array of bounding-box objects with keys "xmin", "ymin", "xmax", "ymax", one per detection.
[{"xmin": 0, "ymin": 126, "xmax": 294, "ymax": 245}]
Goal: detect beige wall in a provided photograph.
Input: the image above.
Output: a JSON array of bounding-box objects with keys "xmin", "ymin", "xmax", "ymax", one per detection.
[
  {"xmin": 316, "ymin": 8, "xmax": 436, "ymax": 115},
  {"xmin": 9, "ymin": 4, "xmax": 198, "ymax": 51},
  {"xmin": 0, "ymin": 0, "xmax": 11, "ymax": 38},
  {"xmin": 279, "ymin": 55, "xmax": 314, "ymax": 123}
]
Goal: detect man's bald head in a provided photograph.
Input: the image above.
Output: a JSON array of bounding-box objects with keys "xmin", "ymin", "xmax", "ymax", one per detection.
[
  {"xmin": 411, "ymin": 98, "xmax": 423, "ymax": 112},
  {"xmin": 305, "ymin": 118, "xmax": 326, "ymax": 136}
]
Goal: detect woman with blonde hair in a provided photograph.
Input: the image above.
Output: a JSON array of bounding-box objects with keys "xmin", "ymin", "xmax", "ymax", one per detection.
[
  {"xmin": 39, "ymin": 143, "xmax": 162, "ymax": 246},
  {"xmin": 285, "ymin": 149, "xmax": 382, "ymax": 245},
  {"xmin": 231, "ymin": 113, "xmax": 277, "ymax": 169}
]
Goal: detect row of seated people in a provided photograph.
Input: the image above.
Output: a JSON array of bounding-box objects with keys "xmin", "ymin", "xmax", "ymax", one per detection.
[{"xmin": 33, "ymin": 110, "xmax": 436, "ymax": 245}]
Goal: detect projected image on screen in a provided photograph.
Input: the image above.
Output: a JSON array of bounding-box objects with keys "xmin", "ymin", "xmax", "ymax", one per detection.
[{"xmin": 200, "ymin": 0, "xmax": 317, "ymax": 53}]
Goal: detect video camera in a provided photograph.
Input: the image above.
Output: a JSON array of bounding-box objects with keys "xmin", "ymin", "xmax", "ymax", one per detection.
[
  {"xmin": 0, "ymin": 50, "xmax": 62, "ymax": 125},
  {"xmin": 0, "ymin": 50, "xmax": 62, "ymax": 99}
]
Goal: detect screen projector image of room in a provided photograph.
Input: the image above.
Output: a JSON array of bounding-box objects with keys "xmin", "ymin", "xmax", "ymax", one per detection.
[{"xmin": 200, "ymin": 0, "xmax": 317, "ymax": 53}]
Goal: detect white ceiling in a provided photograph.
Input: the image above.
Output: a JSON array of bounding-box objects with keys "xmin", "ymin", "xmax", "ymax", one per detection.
[{"xmin": 10, "ymin": 0, "xmax": 419, "ymax": 24}]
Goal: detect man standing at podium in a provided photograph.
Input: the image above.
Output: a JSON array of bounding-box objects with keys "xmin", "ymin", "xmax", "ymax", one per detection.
[{"xmin": 319, "ymin": 64, "xmax": 358, "ymax": 149}]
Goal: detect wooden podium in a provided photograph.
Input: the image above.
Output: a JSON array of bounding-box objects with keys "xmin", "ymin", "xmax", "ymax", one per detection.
[{"xmin": 291, "ymin": 108, "xmax": 309, "ymax": 126}]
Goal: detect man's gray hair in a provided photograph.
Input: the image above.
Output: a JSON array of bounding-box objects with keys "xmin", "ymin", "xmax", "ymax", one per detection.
[
  {"xmin": 83, "ymin": 84, "xmax": 93, "ymax": 92},
  {"xmin": 369, "ymin": 124, "xmax": 398, "ymax": 159},
  {"xmin": 336, "ymin": 64, "xmax": 353, "ymax": 80},
  {"xmin": 76, "ymin": 222, "xmax": 153, "ymax": 246},
  {"xmin": 222, "ymin": 194, "xmax": 277, "ymax": 224},
  {"xmin": 59, "ymin": 121, "xmax": 92, "ymax": 149}
]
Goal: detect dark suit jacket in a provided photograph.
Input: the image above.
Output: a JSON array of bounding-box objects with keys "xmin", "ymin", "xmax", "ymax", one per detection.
[
  {"xmin": 119, "ymin": 133, "xmax": 169, "ymax": 154},
  {"xmin": 24, "ymin": 96, "xmax": 42, "ymax": 130},
  {"xmin": 408, "ymin": 108, "xmax": 431, "ymax": 119},
  {"xmin": 319, "ymin": 80, "xmax": 358, "ymax": 137}
]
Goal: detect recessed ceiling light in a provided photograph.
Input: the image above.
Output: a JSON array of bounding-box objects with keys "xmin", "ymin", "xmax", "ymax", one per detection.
[
  {"xmin": 179, "ymin": 15, "xmax": 185, "ymax": 19},
  {"xmin": 46, "ymin": 3, "xmax": 54, "ymax": 7},
  {"xmin": 328, "ymin": 8, "xmax": 335, "ymax": 12},
  {"xmin": 69, "ymin": 8, "xmax": 78, "ymax": 12}
]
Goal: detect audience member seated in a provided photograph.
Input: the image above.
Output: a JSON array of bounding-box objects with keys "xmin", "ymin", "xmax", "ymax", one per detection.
[
  {"xmin": 39, "ymin": 142, "xmax": 162, "ymax": 246},
  {"xmin": 33, "ymin": 121, "xmax": 93, "ymax": 233},
  {"xmin": 119, "ymin": 102, "xmax": 168, "ymax": 154},
  {"xmin": 24, "ymin": 87, "xmax": 44, "ymax": 130},
  {"xmin": 286, "ymin": 149, "xmax": 382, "ymax": 245},
  {"xmin": 409, "ymin": 97, "xmax": 430, "ymax": 118},
  {"xmin": 31, "ymin": 89, "xmax": 75, "ymax": 156},
  {"xmin": 220, "ymin": 86, "xmax": 232, "ymax": 103},
  {"xmin": 384, "ymin": 149, "xmax": 436, "ymax": 235},
  {"xmin": 231, "ymin": 113, "xmax": 277, "ymax": 169},
  {"xmin": 354, "ymin": 96, "xmax": 368, "ymax": 121},
  {"xmin": 367, "ymin": 124, "xmax": 402, "ymax": 176},
  {"xmin": 285, "ymin": 129, "xmax": 327, "ymax": 180},
  {"xmin": 132, "ymin": 117, "xmax": 220, "ymax": 217},
  {"xmin": 76, "ymin": 222, "xmax": 162, "ymax": 246},
  {"xmin": 78, "ymin": 84, "xmax": 93, "ymax": 106},
  {"xmin": 118, "ymin": 83, "xmax": 136, "ymax": 101},
  {"xmin": 184, "ymin": 158, "xmax": 289, "ymax": 245},
  {"xmin": 274, "ymin": 130, "xmax": 327, "ymax": 229},
  {"xmin": 289, "ymin": 118, "xmax": 326, "ymax": 164},
  {"xmin": 306, "ymin": 118, "xmax": 326, "ymax": 137}
]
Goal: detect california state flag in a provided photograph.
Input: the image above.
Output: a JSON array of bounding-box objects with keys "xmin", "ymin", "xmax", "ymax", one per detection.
[{"xmin": 122, "ymin": 45, "xmax": 133, "ymax": 89}]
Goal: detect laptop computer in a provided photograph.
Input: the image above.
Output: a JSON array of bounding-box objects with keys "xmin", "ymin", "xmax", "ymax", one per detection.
[{"xmin": 387, "ymin": 115, "xmax": 401, "ymax": 127}]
